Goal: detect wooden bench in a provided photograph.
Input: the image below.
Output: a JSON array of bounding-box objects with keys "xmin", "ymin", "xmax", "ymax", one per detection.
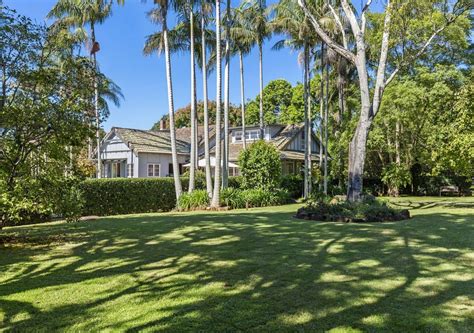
[{"xmin": 439, "ymin": 185, "xmax": 460, "ymax": 196}]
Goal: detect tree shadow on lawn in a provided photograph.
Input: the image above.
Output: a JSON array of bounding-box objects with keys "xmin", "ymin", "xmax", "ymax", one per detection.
[{"xmin": 0, "ymin": 208, "xmax": 473, "ymax": 332}]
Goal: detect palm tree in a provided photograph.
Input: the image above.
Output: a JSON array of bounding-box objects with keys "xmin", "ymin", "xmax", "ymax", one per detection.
[
  {"xmin": 48, "ymin": 0, "xmax": 114, "ymax": 179},
  {"xmin": 144, "ymin": 1, "xmax": 183, "ymax": 200},
  {"xmin": 272, "ymin": 0, "xmax": 318, "ymax": 198},
  {"xmin": 210, "ymin": 0, "xmax": 222, "ymax": 208},
  {"xmin": 201, "ymin": 0, "xmax": 214, "ymax": 196},
  {"xmin": 231, "ymin": 5, "xmax": 254, "ymax": 150},
  {"xmin": 222, "ymin": 0, "xmax": 232, "ymax": 188},
  {"xmin": 241, "ymin": 0, "xmax": 272, "ymax": 140}
]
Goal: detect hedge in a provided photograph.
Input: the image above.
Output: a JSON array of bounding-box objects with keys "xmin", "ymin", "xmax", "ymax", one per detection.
[{"xmin": 80, "ymin": 178, "xmax": 178, "ymax": 216}]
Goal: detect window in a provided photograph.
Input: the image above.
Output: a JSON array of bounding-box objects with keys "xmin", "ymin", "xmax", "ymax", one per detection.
[
  {"xmin": 233, "ymin": 129, "xmax": 267, "ymax": 142},
  {"xmin": 168, "ymin": 163, "xmax": 183, "ymax": 176},
  {"xmin": 111, "ymin": 162, "xmax": 121, "ymax": 178},
  {"xmin": 301, "ymin": 131, "xmax": 306, "ymax": 149},
  {"xmin": 147, "ymin": 164, "xmax": 160, "ymax": 177},
  {"xmin": 127, "ymin": 163, "xmax": 134, "ymax": 178}
]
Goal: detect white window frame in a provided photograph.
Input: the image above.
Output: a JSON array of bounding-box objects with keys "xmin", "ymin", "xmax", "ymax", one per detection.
[{"xmin": 147, "ymin": 163, "xmax": 160, "ymax": 177}]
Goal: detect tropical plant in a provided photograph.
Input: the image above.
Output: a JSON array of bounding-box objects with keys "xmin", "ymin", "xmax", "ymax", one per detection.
[
  {"xmin": 145, "ymin": 0, "xmax": 183, "ymax": 200},
  {"xmin": 238, "ymin": 0, "xmax": 272, "ymax": 139},
  {"xmin": 210, "ymin": 0, "xmax": 222, "ymax": 208},
  {"xmin": 48, "ymin": 0, "xmax": 116, "ymax": 179}
]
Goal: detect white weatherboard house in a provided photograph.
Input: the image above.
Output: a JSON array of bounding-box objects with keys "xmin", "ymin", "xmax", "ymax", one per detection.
[{"xmin": 98, "ymin": 123, "xmax": 322, "ymax": 178}]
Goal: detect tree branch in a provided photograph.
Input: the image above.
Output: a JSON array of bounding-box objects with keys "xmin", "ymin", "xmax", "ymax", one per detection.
[
  {"xmin": 328, "ymin": 4, "xmax": 348, "ymax": 49},
  {"xmin": 372, "ymin": 0, "xmax": 393, "ymax": 117},
  {"xmin": 297, "ymin": 0, "xmax": 356, "ymax": 64}
]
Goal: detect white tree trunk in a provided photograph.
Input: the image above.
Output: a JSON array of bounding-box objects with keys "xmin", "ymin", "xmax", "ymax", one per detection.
[
  {"xmin": 239, "ymin": 51, "xmax": 246, "ymax": 150},
  {"xmin": 258, "ymin": 42, "xmax": 264, "ymax": 140},
  {"xmin": 324, "ymin": 58, "xmax": 329, "ymax": 195},
  {"xmin": 303, "ymin": 44, "xmax": 310, "ymax": 199},
  {"xmin": 211, "ymin": 0, "xmax": 222, "ymax": 208},
  {"xmin": 189, "ymin": 9, "xmax": 196, "ymax": 192},
  {"xmin": 222, "ymin": 0, "xmax": 230, "ymax": 188},
  {"xmin": 91, "ymin": 23, "xmax": 101, "ymax": 179},
  {"xmin": 201, "ymin": 7, "xmax": 213, "ymax": 196},
  {"xmin": 163, "ymin": 16, "xmax": 183, "ymax": 200}
]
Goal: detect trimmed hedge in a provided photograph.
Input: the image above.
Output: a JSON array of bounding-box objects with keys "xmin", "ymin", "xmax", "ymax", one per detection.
[{"xmin": 81, "ymin": 178, "xmax": 178, "ymax": 216}]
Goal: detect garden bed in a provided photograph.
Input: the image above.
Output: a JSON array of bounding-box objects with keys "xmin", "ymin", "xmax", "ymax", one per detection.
[{"xmin": 295, "ymin": 196, "xmax": 410, "ymax": 222}]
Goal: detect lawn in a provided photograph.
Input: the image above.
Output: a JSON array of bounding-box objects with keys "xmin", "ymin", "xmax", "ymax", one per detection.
[{"xmin": 1, "ymin": 197, "xmax": 473, "ymax": 332}]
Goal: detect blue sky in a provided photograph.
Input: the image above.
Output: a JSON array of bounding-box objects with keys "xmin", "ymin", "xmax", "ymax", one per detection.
[{"xmin": 5, "ymin": 0, "xmax": 373, "ymax": 131}]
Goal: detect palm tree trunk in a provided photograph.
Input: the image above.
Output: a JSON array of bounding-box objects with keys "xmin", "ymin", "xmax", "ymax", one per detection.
[
  {"xmin": 239, "ymin": 51, "xmax": 246, "ymax": 150},
  {"xmin": 163, "ymin": 14, "xmax": 183, "ymax": 200},
  {"xmin": 303, "ymin": 44, "xmax": 309, "ymax": 199},
  {"xmin": 306, "ymin": 46, "xmax": 312, "ymax": 196},
  {"xmin": 258, "ymin": 41, "xmax": 264, "ymax": 140},
  {"xmin": 201, "ymin": 7, "xmax": 213, "ymax": 196},
  {"xmin": 189, "ymin": 8, "xmax": 196, "ymax": 192},
  {"xmin": 90, "ymin": 22, "xmax": 101, "ymax": 179},
  {"xmin": 323, "ymin": 56, "xmax": 329, "ymax": 195},
  {"xmin": 319, "ymin": 42, "xmax": 324, "ymax": 172},
  {"xmin": 211, "ymin": 0, "xmax": 222, "ymax": 208},
  {"xmin": 222, "ymin": 0, "xmax": 230, "ymax": 189}
]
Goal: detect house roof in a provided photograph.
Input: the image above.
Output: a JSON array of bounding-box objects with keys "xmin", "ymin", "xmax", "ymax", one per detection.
[
  {"xmin": 157, "ymin": 125, "xmax": 217, "ymax": 146},
  {"xmin": 209, "ymin": 123, "xmax": 320, "ymax": 161},
  {"xmin": 112, "ymin": 127, "xmax": 190, "ymax": 155}
]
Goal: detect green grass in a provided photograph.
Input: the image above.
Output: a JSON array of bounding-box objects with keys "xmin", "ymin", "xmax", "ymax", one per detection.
[{"xmin": 1, "ymin": 197, "xmax": 473, "ymax": 332}]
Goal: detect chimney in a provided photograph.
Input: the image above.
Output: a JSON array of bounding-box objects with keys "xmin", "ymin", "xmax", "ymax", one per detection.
[{"xmin": 159, "ymin": 118, "xmax": 166, "ymax": 130}]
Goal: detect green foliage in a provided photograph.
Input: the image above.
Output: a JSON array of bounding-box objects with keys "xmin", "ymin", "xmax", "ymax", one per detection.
[
  {"xmin": 246, "ymin": 79, "xmax": 293, "ymax": 125},
  {"xmin": 238, "ymin": 140, "xmax": 282, "ymax": 191},
  {"xmin": 280, "ymin": 174, "xmax": 304, "ymax": 198},
  {"xmin": 228, "ymin": 176, "xmax": 244, "ymax": 189},
  {"xmin": 80, "ymin": 178, "xmax": 177, "ymax": 216},
  {"xmin": 152, "ymin": 101, "xmax": 242, "ymax": 129},
  {"xmin": 382, "ymin": 164, "xmax": 412, "ymax": 196},
  {"xmin": 220, "ymin": 188, "xmax": 290, "ymax": 209},
  {"xmin": 177, "ymin": 190, "xmax": 210, "ymax": 211},
  {"xmin": 297, "ymin": 196, "xmax": 409, "ymax": 222}
]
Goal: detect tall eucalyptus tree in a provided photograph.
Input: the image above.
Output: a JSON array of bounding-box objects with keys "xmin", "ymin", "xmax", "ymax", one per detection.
[{"xmin": 298, "ymin": 0, "xmax": 472, "ymax": 201}]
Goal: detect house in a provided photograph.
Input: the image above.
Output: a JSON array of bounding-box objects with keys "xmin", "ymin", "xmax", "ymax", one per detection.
[{"xmin": 98, "ymin": 123, "xmax": 322, "ymax": 178}]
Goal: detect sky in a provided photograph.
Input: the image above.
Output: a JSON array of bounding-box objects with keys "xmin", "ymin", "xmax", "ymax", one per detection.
[{"xmin": 4, "ymin": 0, "xmax": 375, "ymax": 132}]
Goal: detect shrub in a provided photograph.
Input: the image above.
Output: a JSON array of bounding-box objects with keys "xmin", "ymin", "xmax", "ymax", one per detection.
[
  {"xmin": 177, "ymin": 190, "xmax": 210, "ymax": 211},
  {"xmin": 181, "ymin": 170, "xmax": 206, "ymax": 189},
  {"xmin": 281, "ymin": 174, "xmax": 304, "ymax": 198},
  {"xmin": 238, "ymin": 140, "xmax": 282, "ymax": 191},
  {"xmin": 296, "ymin": 196, "xmax": 409, "ymax": 222},
  {"xmin": 382, "ymin": 164, "xmax": 412, "ymax": 196},
  {"xmin": 220, "ymin": 188, "xmax": 247, "ymax": 209},
  {"xmin": 228, "ymin": 176, "xmax": 244, "ymax": 189},
  {"xmin": 80, "ymin": 178, "xmax": 177, "ymax": 216},
  {"xmin": 220, "ymin": 188, "xmax": 290, "ymax": 209}
]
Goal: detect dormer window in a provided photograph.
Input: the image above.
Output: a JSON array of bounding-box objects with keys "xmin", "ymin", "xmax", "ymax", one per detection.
[{"xmin": 232, "ymin": 129, "xmax": 265, "ymax": 143}]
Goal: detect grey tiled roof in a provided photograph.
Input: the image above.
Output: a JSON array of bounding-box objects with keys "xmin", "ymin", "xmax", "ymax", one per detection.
[{"xmin": 113, "ymin": 127, "xmax": 190, "ymax": 154}]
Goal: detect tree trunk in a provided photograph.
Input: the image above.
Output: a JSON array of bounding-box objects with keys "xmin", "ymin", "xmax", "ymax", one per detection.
[
  {"xmin": 201, "ymin": 7, "xmax": 213, "ymax": 196},
  {"xmin": 91, "ymin": 23, "xmax": 101, "ymax": 179},
  {"xmin": 258, "ymin": 41, "xmax": 264, "ymax": 140},
  {"xmin": 239, "ymin": 51, "xmax": 246, "ymax": 150},
  {"xmin": 222, "ymin": 0, "xmax": 230, "ymax": 189},
  {"xmin": 303, "ymin": 44, "xmax": 310, "ymax": 199},
  {"xmin": 211, "ymin": 0, "xmax": 222, "ymax": 208},
  {"xmin": 189, "ymin": 9, "xmax": 196, "ymax": 192},
  {"xmin": 323, "ymin": 57, "xmax": 329, "ymax": 195},
  {"xmin": 163, "ymin": 15, "xmax": 183, "ymax": 200},
  {"xmin": 319, "ymin": 42, "xmax": 324, "ymax": 173},
  {"xmin": 347, "ymin": 54, "xmax": 372, "ymax": 202}
]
